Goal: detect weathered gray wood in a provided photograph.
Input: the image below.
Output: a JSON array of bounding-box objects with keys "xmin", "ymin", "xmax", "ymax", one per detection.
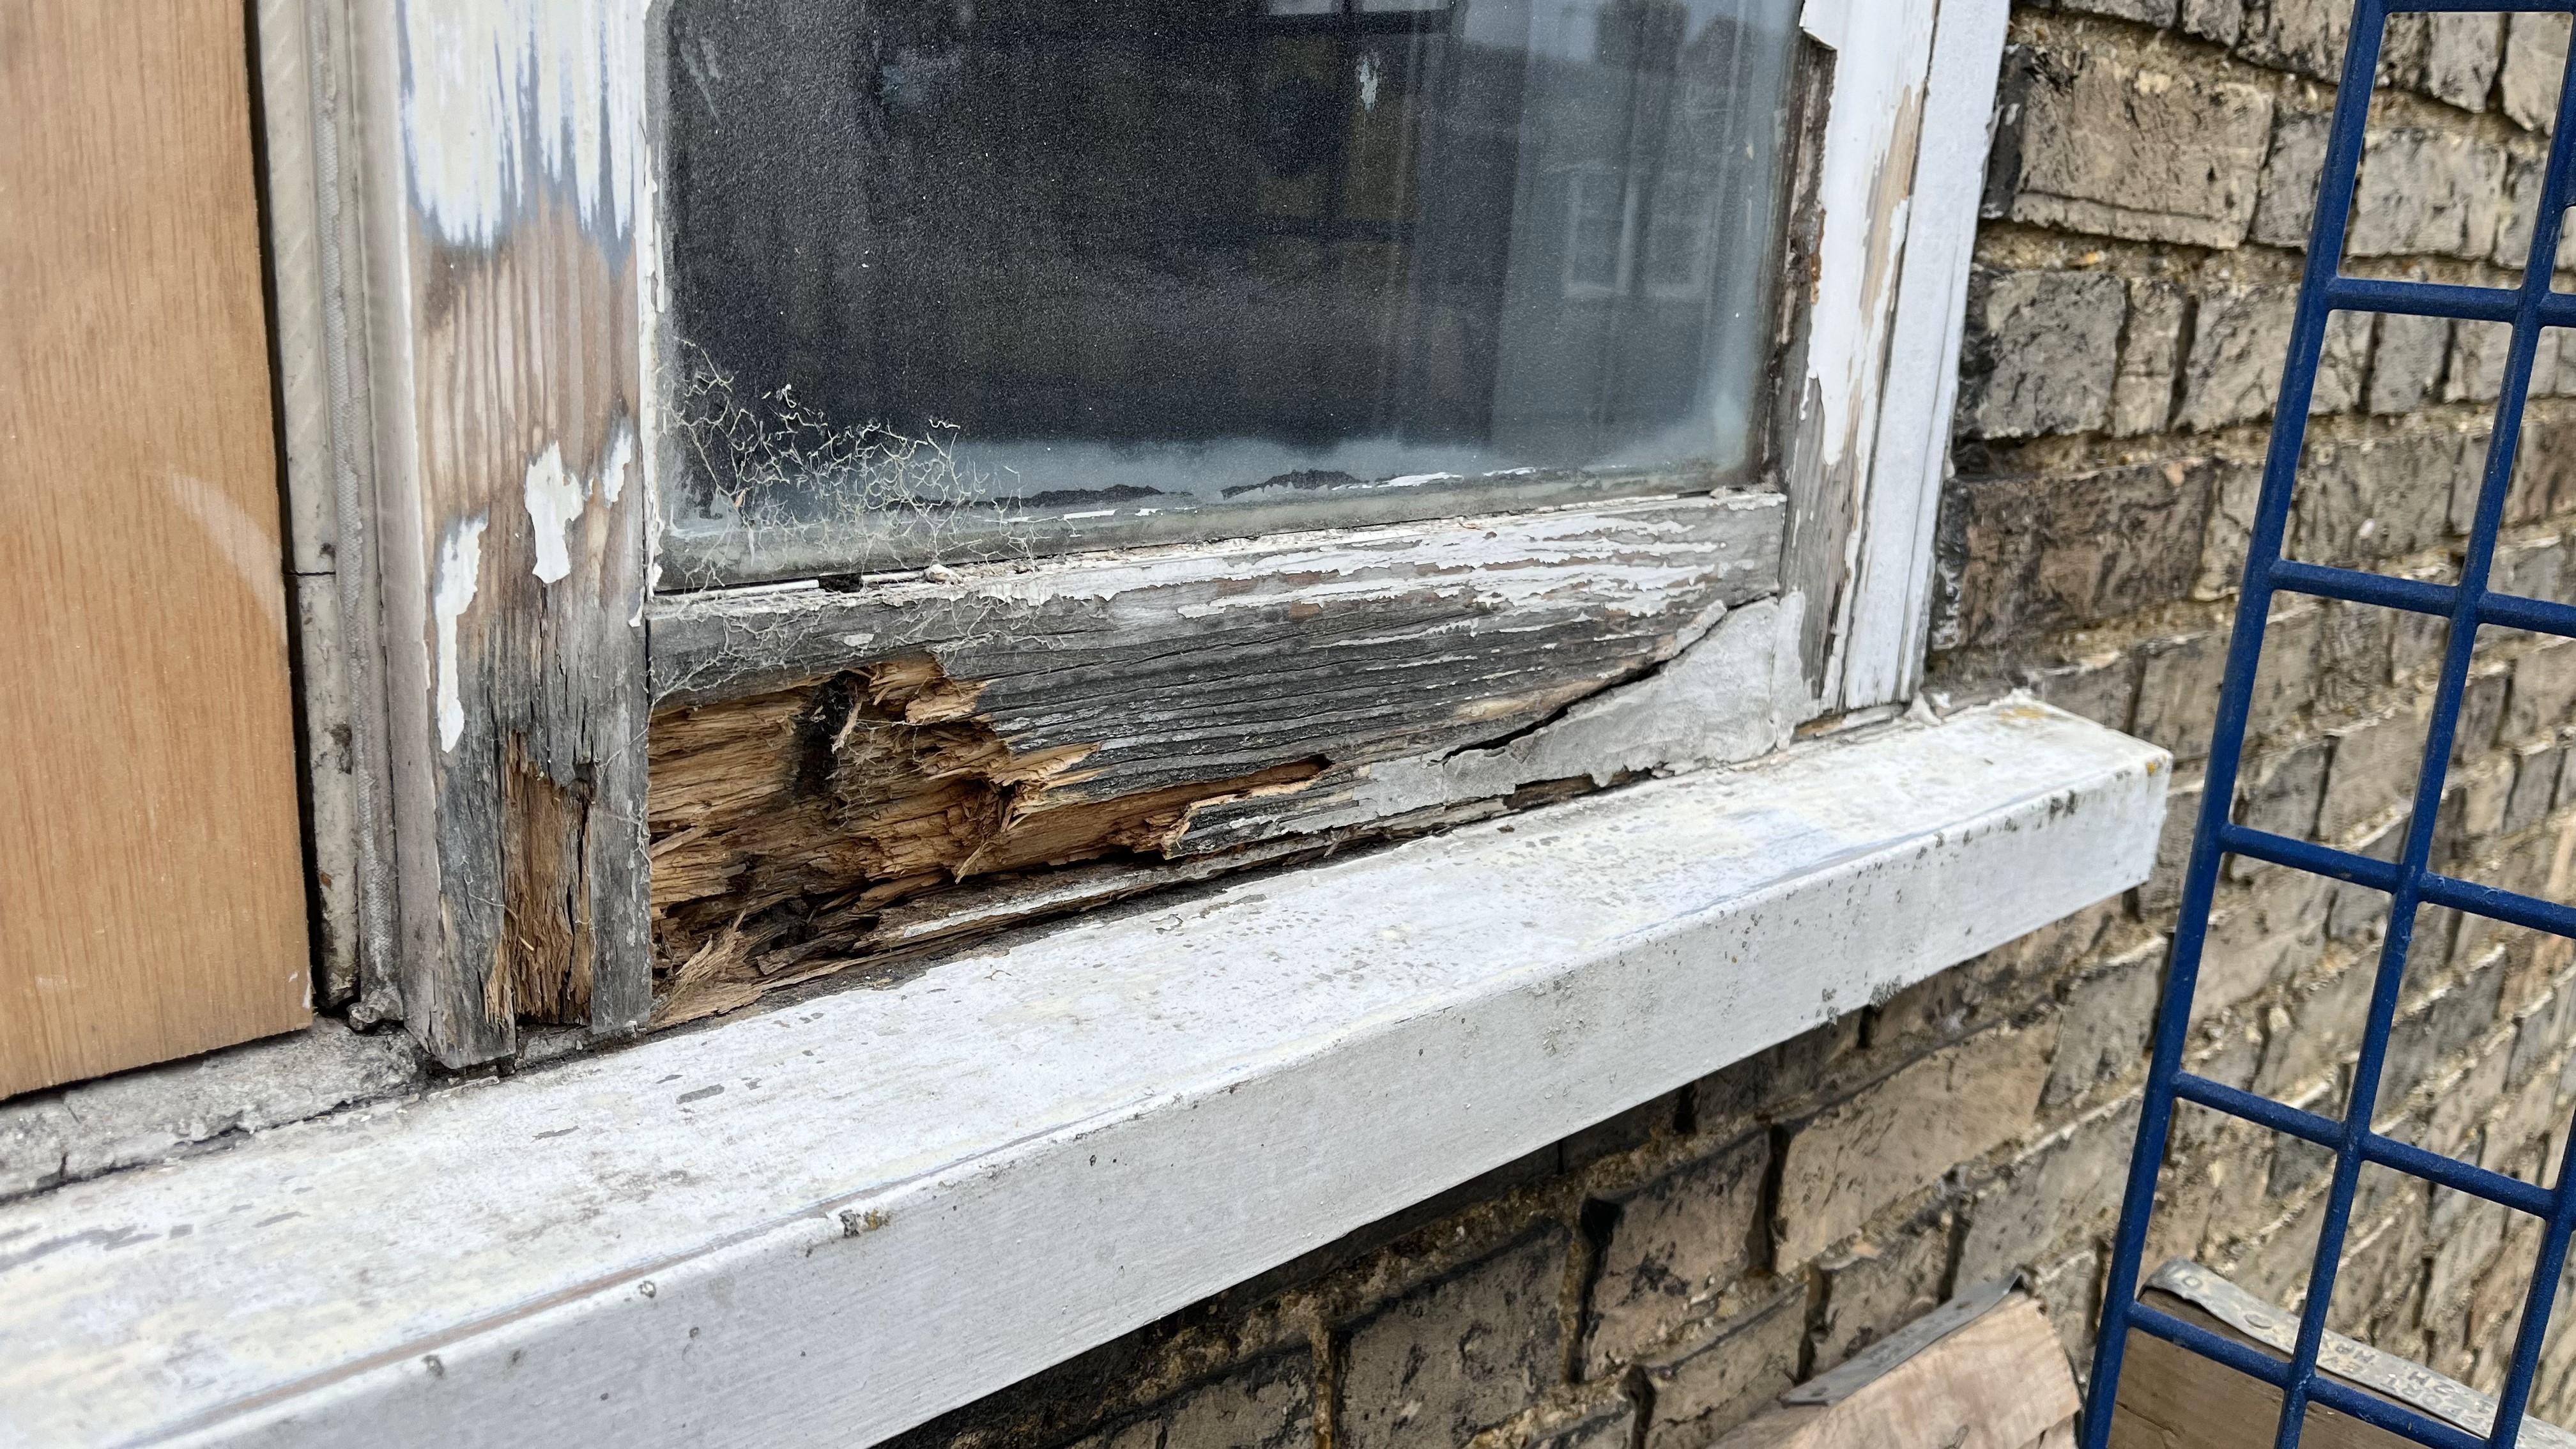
[
  {"xmin": 255, "ymin": 0, "xmax": 402, "ymax": 1018},
  {"xmin": 653, "ymin": 493, "xmax": 1782, "ymax": 712},
  {"xmin": 352, "ymin": 3, "xmax": 653, "ymax": 1065},
  {"xmin": 1773, "ymin": 37, "xmax": 1860, "ymax": 705},
  {"xmin": 2117, "ymin": 1261, "xmax": 2576, "ymax": 1449}
]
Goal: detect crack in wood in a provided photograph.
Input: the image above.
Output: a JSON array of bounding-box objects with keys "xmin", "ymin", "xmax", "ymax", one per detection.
[
  {"xmin": 643, "ymin": 496, "xmax": 1791, "ymax": 1026},
  {"xmin": 493, "ymin": 734, "xmax": 594, "ymax": 1025},
  {"xmin": 648, "ymin": 658, "xmax": 1324, "ymax": 1025}
]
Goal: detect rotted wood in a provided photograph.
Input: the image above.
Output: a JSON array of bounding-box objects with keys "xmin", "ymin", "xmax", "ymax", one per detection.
[
  {"xmin": 1713, "ymin": 1289, "xmax": 2078, "ymax": 1449},
  {"xmin": 645, "ymin": 494, "xmax": 1784, "ymax": 1022},
  {"xmin": 355, "ymin": 3, "xmax": 652, "ymax": 1066}
]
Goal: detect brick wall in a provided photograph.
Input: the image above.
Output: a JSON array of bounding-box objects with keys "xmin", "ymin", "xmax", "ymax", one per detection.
[{"xmin": 895, "ymin": 6, "xmax": 2576, "ymax": 1447}]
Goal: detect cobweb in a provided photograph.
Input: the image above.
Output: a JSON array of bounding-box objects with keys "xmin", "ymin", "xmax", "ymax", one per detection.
[
  {"xmin": 667, "ymin": 340, "xmax": 1034, "ymax": 593},
  {"xmin": 652, "ymin": 342, "xmax": 1045, "ymax": 702}
]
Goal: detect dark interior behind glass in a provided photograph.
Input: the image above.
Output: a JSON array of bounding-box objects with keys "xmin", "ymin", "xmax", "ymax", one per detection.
[{"xmin": 662, "ymin": 0, "xmax": 1803, "ymax": 583}]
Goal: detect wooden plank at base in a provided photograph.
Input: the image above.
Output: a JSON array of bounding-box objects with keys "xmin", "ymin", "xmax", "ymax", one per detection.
[
  {"xmin": 2112, "ymin": 1261, "xmax": 2576, "ymax": 1449},
  {"xmin": 1715, "ymin": 1291, "xmax": 2080, "ymax": 1449},
  {"xmin": 2113, "ymin": 1307, "xmax": 2412, "ymax": 1449},
  {"xmin": 0, "ymin": 0, "xmax": 312, "ymax": 1096}
]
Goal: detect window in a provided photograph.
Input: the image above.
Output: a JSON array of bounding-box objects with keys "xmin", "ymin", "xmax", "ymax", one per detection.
[
  {"xmin": 274, "ymin": 0, "xmax": 1999, "ymax": 1069},
  {"xmin": 3, "ymin": 8, "xmax": 2164, "ymax": 1448},
  {"xmin": 661, "ymin": 0, "xmax": 1804, "ymax": 579}
]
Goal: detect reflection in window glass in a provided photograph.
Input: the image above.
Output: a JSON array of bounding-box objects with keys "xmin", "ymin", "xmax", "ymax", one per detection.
[{"xmin": 664, "ymin": 0, "xmax": 1804, "ymax": 579}]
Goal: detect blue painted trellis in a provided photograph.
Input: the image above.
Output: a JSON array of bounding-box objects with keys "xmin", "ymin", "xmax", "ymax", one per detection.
[{"xmin": 2085, "ymin": 3, "xmax": 2576, "ymax": 1448}]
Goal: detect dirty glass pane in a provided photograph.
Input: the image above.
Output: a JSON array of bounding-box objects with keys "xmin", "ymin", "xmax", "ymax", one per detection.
[{"xmin": 661, "ymin": 0, "xmax": 1804, "ymax": 585}]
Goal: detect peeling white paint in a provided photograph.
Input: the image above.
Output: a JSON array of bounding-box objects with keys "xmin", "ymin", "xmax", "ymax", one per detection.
[
  {"xmin": 1799, "ymin": 0, "xmax": 1851, "ymax": 46},
  {"xmin": 522, "ymin": 443, "xmax": 584, "ymax": 585},
  {"xmin": 398, "ymin": 0, "xmax": 636, "ymax": 245},
  {"xmin": 1784, "ymin": 0, "xmax": 1943, "ymax": 714},
  {"xmin": 600, "ymin": 421, "xmax": 634, "ymax": 506},
  {"xmin": 1843, "ymin": 0, "xmax": 2013, "ymax": 707},
  {"xmin": 432, "ymin": 514, "xmax": 487, "ymax": 752},
  {"xmin": 931, "ymin": 496, "xmax": 1783, "ymax": 620},
  {"xmin": 1465, "ymin": 592, "xmax": 1809, "ymax": 787}
]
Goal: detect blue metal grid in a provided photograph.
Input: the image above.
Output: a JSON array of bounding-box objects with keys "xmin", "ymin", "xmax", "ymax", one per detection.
[{"xmin": 2084, "ymin": 4, "xmax": 2576, "ymax": 1447}]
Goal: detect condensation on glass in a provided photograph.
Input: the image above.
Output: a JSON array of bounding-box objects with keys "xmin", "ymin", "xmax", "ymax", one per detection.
[{"xmin": 661, "ymin": 0, "xmax": 1805, "ymax": 585}]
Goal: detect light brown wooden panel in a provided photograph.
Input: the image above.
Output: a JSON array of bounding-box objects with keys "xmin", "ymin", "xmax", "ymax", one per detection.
[
  {"xmin": 0, "ymin": 0, "xmax": 312, "ymax": 1096},
  {"xmin": 348, "ymin": 5, "xmax": 653, "ymax": 1067}
]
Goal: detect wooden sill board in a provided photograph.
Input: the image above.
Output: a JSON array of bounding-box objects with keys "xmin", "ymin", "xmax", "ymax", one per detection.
[{"xmin": 0, "ymin": 702, "xmax": 2166, "ymax": 1449}]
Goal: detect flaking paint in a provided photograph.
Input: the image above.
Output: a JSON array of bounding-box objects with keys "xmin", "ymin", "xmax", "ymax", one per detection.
[{"xmin": 432, "ymin": 514, "xmax": 487, "ymax": 752}]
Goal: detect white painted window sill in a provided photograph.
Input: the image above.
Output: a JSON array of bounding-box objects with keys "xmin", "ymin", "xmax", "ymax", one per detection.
[{"xmin": 1, "ymin": 701, "xmax": 2167, "ymax": 1449}]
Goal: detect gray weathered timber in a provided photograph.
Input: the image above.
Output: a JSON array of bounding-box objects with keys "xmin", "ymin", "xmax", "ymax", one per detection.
[
  {"xmin": 652, "ymin": 495, "xmax": 1780, "ymax": 792},
  {"xmin": 256, "ymin": 0, "xmax": 402, "ymax": 1020},
  {"xmin": 651, "ymin": 494, "xmax": 1785, "ymax": 800},
  {"xmin": 351, "ymin": 4, "xmax": 653, "ymax": 1065},
  {"xmin": 1772, "ymin": 42, "xmax": 1854, "ymax": 698}
]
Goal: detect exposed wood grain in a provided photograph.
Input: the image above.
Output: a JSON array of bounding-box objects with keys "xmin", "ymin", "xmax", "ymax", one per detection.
[
  {"xmin": 2113, "ymin": 1314, "xmax": 2412, "ymax": 1449},
  {"xmin": 2113, "ymin": 1268, "xmax": 2576, "ymax": 1449},
  {"xmin": 1776, "ymin": 1, "xmax": 1941, "ymax": 711},
  {"xmin": 0, "ymin": 0, "xmax": 312, "ymax": 1096},
  {"xmin": 1714, "ymin": 1294, "xmax": 2078, "ymax": 1449},
  {"xmin": 255, "ymin": 0, "xmax": 403, "ymax": 1016},
  {"xmin": 645, "ymin": 495, "xmax": 1783, "ymax": 1008},
  {"xmin": 353, "ymin": 3, "xmax": 652, "ymax": 1064}
]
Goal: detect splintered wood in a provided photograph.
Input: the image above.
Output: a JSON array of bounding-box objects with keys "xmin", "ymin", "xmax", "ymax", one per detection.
[
  {"xmin": 645, "ymin": 495, "xmax": 1787, "ymax": 1024},
  {"xmin": 650, "ymin": 658, "xmax": 1322, "ymax": 1023}
]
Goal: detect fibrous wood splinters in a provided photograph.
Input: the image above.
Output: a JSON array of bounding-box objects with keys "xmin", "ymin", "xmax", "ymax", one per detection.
[
  {"xmin": 492, "ymin": 733, "xmax": 595, "ymax": 1026},
  {"xmin": 645, "ymin": 654, "xmax": 1322, "ymax": 1025}
]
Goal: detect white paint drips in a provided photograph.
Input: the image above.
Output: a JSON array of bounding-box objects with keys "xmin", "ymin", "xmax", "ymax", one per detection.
[
  {"xmin": 523, "ymin": 443, "xmax": 584, "ymax": 585},
  {"xmin": 432, "ymin": 514, "xmax": 487, "ymax": 753},
  {"xmin": 399, "ymin": 0, "xmax": 635, "ymax": 245},
  {"xmin": 1356, "ymin": 51, "xmax": 1381, "ymax": 111},
  {"xmin": 600, "ymin": 421, "xmax": 634, "ymax": 506}
]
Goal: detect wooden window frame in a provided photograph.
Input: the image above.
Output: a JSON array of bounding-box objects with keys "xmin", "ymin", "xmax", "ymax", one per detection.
[{"xmin": 261, "ymin": 0, "xmax": 2012, "ymax": 1070}]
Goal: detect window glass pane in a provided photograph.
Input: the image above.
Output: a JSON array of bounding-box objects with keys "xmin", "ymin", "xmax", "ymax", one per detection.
[{"xmin": 663, "ymin": 0, "xmax": 1804, "ymax": 584}]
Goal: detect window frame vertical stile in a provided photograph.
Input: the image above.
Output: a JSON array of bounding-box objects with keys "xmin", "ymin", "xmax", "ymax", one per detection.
[{"xmin": 2085, "ymin": 5, "xmax": 2576, "ymax": 1448}]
